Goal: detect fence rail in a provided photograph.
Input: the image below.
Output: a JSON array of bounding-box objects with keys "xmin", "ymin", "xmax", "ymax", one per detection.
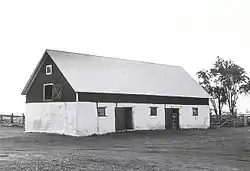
[
  {"xmin": 0, "ymin": 113, "xmax": 25, "ymax": 127},
  {"xmin": 211, "ymin": 114, "xmax": 250, "ymax": 128}
]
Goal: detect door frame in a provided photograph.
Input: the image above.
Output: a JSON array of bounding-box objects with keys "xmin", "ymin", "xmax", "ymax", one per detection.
[
  {"xmin": 165, "ymin": 108, "xmax": 180, "ymax": 130},
  {"xmin": 115, "ymin": 107, "xmax": 134, "ymax": 132}
]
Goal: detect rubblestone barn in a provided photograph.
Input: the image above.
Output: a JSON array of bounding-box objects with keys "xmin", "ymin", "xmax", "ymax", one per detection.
[{"xmin": 21, "ymin": 49, "xmax": 210, "ymax": 136}]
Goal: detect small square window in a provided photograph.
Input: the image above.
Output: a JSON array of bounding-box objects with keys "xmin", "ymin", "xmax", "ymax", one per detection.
[
  {"xmin": 150, "ymin": 107, "xmax": 157, "ymax": 116},
  {"xmin": 192, "ymin": 108, "xmax": 198, "ymax": 116},
  {"xmin": 98, "ymin": 107, "xmax": 106, "ymax": 117},
  {"xmin": 46, "ymin": 65, "xmax": 52, "ymax": 75},
  {"xmin": 43, "ymin": 84, "xmax": 53, "ymax": 101}
]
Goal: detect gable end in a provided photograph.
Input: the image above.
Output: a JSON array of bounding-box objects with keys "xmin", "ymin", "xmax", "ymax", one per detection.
[{"xmin": 23, "ymin": 51, "xmax": 76, "ymax": 103}]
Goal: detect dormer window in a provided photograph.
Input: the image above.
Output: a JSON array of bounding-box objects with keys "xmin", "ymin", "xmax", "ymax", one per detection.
[{"xmin": 46, "ymin": 65, "xmax": 52, "ymax": 75}]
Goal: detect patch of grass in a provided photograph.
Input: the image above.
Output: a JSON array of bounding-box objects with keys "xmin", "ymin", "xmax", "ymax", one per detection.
[{"xmin": 0, "ymin": 127, "xmax": 249, "ymax": 170}]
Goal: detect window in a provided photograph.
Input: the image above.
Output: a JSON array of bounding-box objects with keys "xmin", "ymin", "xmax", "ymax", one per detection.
[
  {"xmin": 150, "ymin": 107, "xmax": 157, "ymax": 116},
  {"xmin": 43, "ymin": 84, "xmax": 53, "ymax": 101},
  {"xmin": 46, "ymin": 65, "xmax": 52, "ymax": 75},
  {"xmin": 192, "ymin": 107, "xmax": 198, "ymax": 116},
  {"xmin": 98, "ymin": 107, "xmax": 106, "ymax": 117}
]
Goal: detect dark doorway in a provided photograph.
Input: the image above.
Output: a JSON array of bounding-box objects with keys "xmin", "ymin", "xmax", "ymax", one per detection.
[
  {"xmin": 115, "ymin": 107, "xmax": 133, "ymax": 131},
  {"xmin": 165, "ymin": 108, "xmax": 180, "ymax": 130}
]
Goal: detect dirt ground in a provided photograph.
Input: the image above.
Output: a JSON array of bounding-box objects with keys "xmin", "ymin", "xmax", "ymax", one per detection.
[{"xmin": 0, "ymin": 127, "xmax": 249, "ymax": 171}]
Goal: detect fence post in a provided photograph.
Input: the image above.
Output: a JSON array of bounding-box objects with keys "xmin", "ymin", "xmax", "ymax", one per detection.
[
  {"xmin": 245, "ymin": 115, "xmax": 247, "ymax": 126},
  {"xmin": 11, "ymin": 113, "xmax": 13, "ymax": 124},
  {"xmin": 210, "ymin": 112, "xmax": 212, "ymax": 128},
  {"xmin": 243, "ymin": 115, "xmax": 247, "ymax": 126},
  {"xmin": 22, "ymin": 113, "xmax": 25, "ymax": 127}
]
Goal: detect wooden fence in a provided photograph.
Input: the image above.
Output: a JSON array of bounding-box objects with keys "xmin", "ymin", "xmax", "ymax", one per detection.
[
  {"xmin": 211, "ymin": 114, "xmax": 250, "ymax": 128},
  {"xmin": 0, "ymin": 113, "xmax": 25, "ymax": 127}
]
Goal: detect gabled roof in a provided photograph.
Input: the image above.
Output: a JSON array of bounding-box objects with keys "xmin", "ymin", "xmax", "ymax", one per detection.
[
  {"xmin": 21, "ymin": 51, "xmax": 47, "ymax": 95},
  {"xmin": 22, "ymin": 49, "xmax": 210, "ymax": 98}
]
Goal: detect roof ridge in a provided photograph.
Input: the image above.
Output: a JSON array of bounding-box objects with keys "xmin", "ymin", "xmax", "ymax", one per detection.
[
  {"xmin": 46, "ymin": 49, "xmax": 97, "ymax": 57},
  {"xmin": 46, "ymin": 49, "xmax": 181, "ymax": 68}
]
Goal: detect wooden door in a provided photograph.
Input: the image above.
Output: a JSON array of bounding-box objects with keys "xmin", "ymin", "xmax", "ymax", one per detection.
[
  {"xmin": 172, "ymin": 109, "xmax": 180, "ymax": 130},
  {"xmin": 165, "ymin": 108, "xmax": 179, "ymax": 130},
  {"xmin": 165, "ymin": 108, "xmax": 173, "ymax": 130},
  {"xmin": 124, "ymin": 108, "xmax": 133, "ymax": 130},
  {"xmin": 115, "ymin": 107, "xmax": 126, "ymax": 131}
]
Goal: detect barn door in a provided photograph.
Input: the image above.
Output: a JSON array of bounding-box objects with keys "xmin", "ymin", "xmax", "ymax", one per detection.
[
  {"xmin": 124, "ymin": 108, "xmax": 133, "ymax": 130},
  {"xmin": 165, "ymin": 108, "xmax": 173, "ymax": 130},
  {"xmin": 115, "ymin": 107, "xmax": 133, "ymax": 131},
  {"xmin": 115, "ymin": 107, "xmax": 126, "ymax": 131},
  {"xmin": 165, "ymin": 108, "xmax": 179, "ymax": 130},
  {"xmin": 172, "ymin": 109, "xmax": 180, "ymax": 130}
]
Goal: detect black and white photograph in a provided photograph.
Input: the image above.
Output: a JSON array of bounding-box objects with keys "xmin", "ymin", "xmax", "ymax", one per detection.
[{"xmin": 0, "ymin": 0, "xmax": 250, "ymax": 170}]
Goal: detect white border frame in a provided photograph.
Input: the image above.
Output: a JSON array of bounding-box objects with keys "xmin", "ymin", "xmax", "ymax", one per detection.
[
  {"xmin": 46, "ymin": 65, "xmax": 52, "ymax": 75},
  {"xmin": 192, "ymin": 107, "xmax": 199, "ymax": 116},
  {"xmin": 149, "ymin": 106, "xmax": 158, "ymax": 116},
  {"xmin": 97, "ymin": 107, "xmax": 107, "ymax": 117},
  {"xmin": 43, "ymin": 83, "xmax": 54, "ymax": 101}
]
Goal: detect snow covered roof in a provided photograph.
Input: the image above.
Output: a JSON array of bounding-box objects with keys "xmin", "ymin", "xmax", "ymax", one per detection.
[{"xmin": 22, "ymin": 49, "xmax": 210, "ymax": 98}]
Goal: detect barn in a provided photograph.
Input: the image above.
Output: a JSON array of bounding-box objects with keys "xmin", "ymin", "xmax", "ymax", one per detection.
[{"xmin": 21, "ymin": 49, "xmax": 210, "ymax": 136}]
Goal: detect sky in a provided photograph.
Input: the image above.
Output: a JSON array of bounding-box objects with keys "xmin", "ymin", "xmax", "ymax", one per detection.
[{"xmin": 0, "ymin": 0, "xmax": 250, "ymax": 113}]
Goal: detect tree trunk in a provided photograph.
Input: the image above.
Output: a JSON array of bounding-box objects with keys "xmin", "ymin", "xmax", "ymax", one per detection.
[
  {"xmin": 210, "ymin": 99, "xmax": 219, "ymax": 124},
  {"xmin": 218, "ymin": 99, "xmax": 221, "ymax": 125}
]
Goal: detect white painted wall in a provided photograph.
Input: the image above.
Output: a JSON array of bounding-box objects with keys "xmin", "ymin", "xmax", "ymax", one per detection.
[
  {"xmin": 76, "ymin": 102, "xmax": 116, "ymax": 136},
  {"xmin": 25, "ymin": 102, "xmax": 210, "ymax": 137},
  {"xmin": 118, "ymin": 103, "xmax": 166, "ymax": 130},
  {"xmin": 166, "ymin": 104, "xmax": 210, "ymax": 129},
  {"xmin": 75, "ymin": 102, "xmax": 210, "ymax": 136},
  {"xmin": 25, "ymin": 102, "xmax": 78, "ymax": 136},
  {"xmin": 182, "ymin": 105, "xmax": 210, "ymax": 129}
]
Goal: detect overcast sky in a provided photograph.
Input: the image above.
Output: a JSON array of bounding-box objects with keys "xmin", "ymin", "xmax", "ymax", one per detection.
[{"xmin": 0, "ymin": 0, "xmax": 250, "ymax": 113}]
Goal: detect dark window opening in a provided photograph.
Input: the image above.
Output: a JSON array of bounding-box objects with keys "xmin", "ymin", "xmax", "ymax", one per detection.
[
  {"xmin": 192, "ymin": 107, "xmax": 198, "ymax": 116},
  {"xmin": 44, "ymin": 84, "xmax": 53, "ymax": 101},
  {"xmin": 150, "ymin": 107, "xmax": 158, "ymax": 116},
  {"xmin": 98, "ymin": 107, "xmax": 106, "ymax": 117}
]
